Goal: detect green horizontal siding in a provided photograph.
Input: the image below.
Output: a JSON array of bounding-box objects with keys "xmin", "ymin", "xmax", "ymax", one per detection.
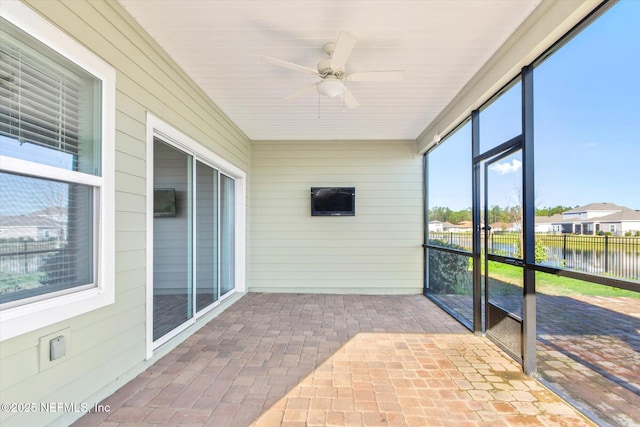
[
  {"xmin": 249, "ymin": 140, "xmax": 423, "ymax": 295},
  {"xmin": 0, "ymin": 1, "xmax": 250, "ymax": 426}
]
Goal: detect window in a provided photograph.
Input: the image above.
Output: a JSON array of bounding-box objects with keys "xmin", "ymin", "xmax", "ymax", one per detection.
[{"xmin": 0, "ymin": 1, "xmax": 114, "ymax": 340}]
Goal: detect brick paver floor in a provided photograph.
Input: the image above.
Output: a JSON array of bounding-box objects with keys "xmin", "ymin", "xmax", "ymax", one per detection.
[
  {"xmin": 537, "ymin": 294, "xmax": 640, "ymax": 426},
  {"xmin": 73, "ymin": 293, "xmax": 594, "ymax": 427},
  {"xmin": 433, "ymin": 292, "xmax": 640, "ymax": 426}
]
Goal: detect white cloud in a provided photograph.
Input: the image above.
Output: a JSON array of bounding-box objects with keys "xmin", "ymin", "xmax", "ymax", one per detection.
[{"xmin": 490, "ymin": 159, "xmax": 522, "ymax": 175}]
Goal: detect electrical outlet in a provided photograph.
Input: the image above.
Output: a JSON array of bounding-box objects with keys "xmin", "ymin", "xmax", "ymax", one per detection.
[
  {"xmin": 50, "ymin": 335, "xmax": 66, "ymax": 361},
  {"xmin": 39, "ymin": 328, "xmax": 71, "ymax": 371}
]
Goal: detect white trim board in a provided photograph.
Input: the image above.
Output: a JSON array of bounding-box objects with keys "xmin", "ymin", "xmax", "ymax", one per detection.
[{"xmin": 145, "ymin": 113, "xmax": 246, "ymax": 359}]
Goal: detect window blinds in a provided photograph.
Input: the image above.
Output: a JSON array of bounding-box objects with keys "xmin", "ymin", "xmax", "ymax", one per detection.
[{"xmin": 0, "ymin": 19, "xmax": 91, "ymax": 167}]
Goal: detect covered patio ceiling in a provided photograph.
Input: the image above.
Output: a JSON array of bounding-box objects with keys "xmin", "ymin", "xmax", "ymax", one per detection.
[{"xmin": 118, "ymin": 0, "xmax": 541, "ymax": 141}]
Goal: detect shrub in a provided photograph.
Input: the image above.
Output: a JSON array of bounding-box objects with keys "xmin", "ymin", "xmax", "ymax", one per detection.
[
  {"xmin": 427, "ymin": 240, "xmax": 471, "ymax": 295},
  {"xmin": 515, "ymin": 238, "xmax": 548, "ymax": 263},
  {"xmin": 0, "ymin": 271, "xmax": 44, "ymax": 294},
  {"xmin": 41, "ymin": 248, "xmax": 72, "ymax": 286}
]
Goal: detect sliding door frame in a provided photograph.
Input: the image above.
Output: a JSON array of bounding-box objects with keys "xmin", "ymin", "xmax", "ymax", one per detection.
[{"xmin": 145, "ymin": 113, "xmax": 246, "ymax": 359}]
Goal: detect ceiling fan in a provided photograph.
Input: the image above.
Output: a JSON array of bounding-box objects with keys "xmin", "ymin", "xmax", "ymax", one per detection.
[{"xmin": 261, "ymin": 32, "xmax": 404, "ymax": 109}]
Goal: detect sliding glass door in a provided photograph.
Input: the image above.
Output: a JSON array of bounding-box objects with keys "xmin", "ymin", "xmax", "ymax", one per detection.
[
  {"xmin": 153, "ymin": 138, "xmax": 236, "ymax": 343},
  {"xmin": 153, "ymin": 139, "xmax": 193, "ymax": 340},
  {"xmin": 195, "ymin": 160, "xmax": 219, "ymax": 311},
  {"xmin": 220, "ymin": 174, "xmax": 235, "ymax": 297}
]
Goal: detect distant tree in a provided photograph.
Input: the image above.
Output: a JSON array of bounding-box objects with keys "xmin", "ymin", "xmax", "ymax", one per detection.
[
  {"xmin": 449, "ymin": 208, "xmax": 471, "ymax": 224},
  {"xmin": 429, "ymin": 206, "xmax": 471, "ymax": 224},
  {"xmin": 535, "ymin": 205, "xmax": 574, "ymax": 216}
]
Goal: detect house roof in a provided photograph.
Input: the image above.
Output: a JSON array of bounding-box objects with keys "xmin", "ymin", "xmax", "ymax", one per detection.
[
  {"xmin": 546, "ymin": 204, "xmax": 640, "ymax": 225},
  {"xmin": 564, "ymin": 202, "xmax": 629, "ymax": 214},
  {"xmin": 31, "ymin": 206, "xmax": 67, "ymax": 217},
  {"xmin": 0, "ymin": 215, "xmax": 61, "ymax": 228},
  {"xmin": 535, "ymin": 214, "xmax": 564, "ymax": 224},
  {"xmin": 117, "ymin": 0, "xmax": 543, "ymax": 141},
  {"xmin": 490, "ymin": 222, "xmax": 517, "ymax": 229},
  {"xmin": 596, "ymin": 210, "xmax": 640, "ymax": 222},
  {"xmin": 442, "ymin": 221, "xmax": 460, "ymax": 230}
]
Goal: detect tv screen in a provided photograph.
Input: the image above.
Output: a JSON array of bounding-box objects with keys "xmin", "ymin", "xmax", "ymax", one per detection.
[
  {"xmin": 154, "ymin": 188, "xmax": 176, "ymax": 217},
  {"xmin": 311, "ymin": 187, "xmax": 355, "ymax": 216}
]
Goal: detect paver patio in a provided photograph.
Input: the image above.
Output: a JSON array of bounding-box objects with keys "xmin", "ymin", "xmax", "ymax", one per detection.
[
  {"xmin": 73, "ymin": 293, "xmax": 595, "ymax": 427},
  {"xmin": 432, "ymin": 292, "xmax": 640, "ymax": 426}
]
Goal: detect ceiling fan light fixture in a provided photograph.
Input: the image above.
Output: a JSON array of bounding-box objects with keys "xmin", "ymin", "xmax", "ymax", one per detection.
[
  {"xmin": 318, "ymin": 78, "xmax": 343, "ymax": 98},
  {"xmin": 263, "ymin": 31, "xmax": 404, "ymax": 108}
]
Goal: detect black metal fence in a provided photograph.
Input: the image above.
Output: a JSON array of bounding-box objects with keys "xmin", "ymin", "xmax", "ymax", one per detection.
[
  {"xmin": 429, "ymin": 232, "xmax": 640, "ymax": 281},
  {"xmin": 0, "ymin": 240, "xmax": 63, "ymax": 276}
]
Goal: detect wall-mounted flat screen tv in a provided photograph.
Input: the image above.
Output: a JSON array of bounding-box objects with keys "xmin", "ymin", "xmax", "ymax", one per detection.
[
  {"xmin": 154, "ymin": 188, "xmax": 177, "ymax": 217},
  {"xmin": 310, "ymin": 187, "xmax": 355, "ymax": 216}
]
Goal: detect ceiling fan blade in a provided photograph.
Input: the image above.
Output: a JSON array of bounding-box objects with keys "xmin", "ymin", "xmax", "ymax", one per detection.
[
  {"xmin": 342, "ymin": 86, "xmax": 360, "ymax": 109},
  {"xmin": 261, "ymin": 56, "xmax": 319, "ymax": 76},
  {"xmin": 346, "ymin": 70, "xmax": 405, "ymax": 82},
  {"xmin": 330, "ymin": 31, "xmax": 357, "ymax": 70},
  {"xmin": 284, "ymin": 82, "xmax": 320, "ymax": 100}
]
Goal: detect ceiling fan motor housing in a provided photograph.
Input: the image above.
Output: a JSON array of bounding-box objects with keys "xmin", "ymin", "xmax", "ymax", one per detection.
[{"xmin": 317, "ymin": 58, "xmax": 344, "ymax": 78}]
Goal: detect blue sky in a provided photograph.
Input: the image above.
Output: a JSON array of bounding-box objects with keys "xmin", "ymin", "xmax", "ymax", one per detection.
[
  {"xmin": 429, "ymin": 0, "xmax": 640, "ymax": 212},
  {"xmin": 534, "ymin": 0, "xmax": 640, "ymax": 210}
]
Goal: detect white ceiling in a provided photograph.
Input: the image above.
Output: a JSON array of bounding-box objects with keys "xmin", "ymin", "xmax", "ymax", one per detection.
[{"xmin": 118, "ymin": 0, "xmax": 541, "ymax": 141}]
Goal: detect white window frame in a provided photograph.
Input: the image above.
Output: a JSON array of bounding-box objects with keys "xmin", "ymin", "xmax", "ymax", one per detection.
[
  {"xmin": 146, "ymin": 113, "xmax": 245, "ymax": 358},
  {"xmin": 0, "ymin": 0, "xmax": 115, "ymax": 341}
]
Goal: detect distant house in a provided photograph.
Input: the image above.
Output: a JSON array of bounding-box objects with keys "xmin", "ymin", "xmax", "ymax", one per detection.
[
  {"xmin": 490, "ymin": 221, "xmax": 521, "ymax": 233},
  {"xmin": 442, "ymin": 222, "xmax": 460, "ymax": 232},
  {"xmin": 454, "ymin": 220, "xmax": 474, "ymax": 233},
  {"xmin": 31, "ymin": 207, "xmax": 68, "ymax": 224},
  {"xmin": 595, "ymin": 209, "xmax": 640, "ymax": 235},
  {"xmin": 0, "ymin": 207, "xmax": 67, "ymax": 241},
  {"xmin": 550, "ymin": 203, "xmax": 640, "ymax": 235},
  {"xmin": 535, "ymin": 214, "xmax": 563, "ymax": 233},
  {"xmin": 428, "ymin": 220, "xmax": 466, "ymax": 233},
  {"xmin": 428, "ymin": 220, "xmax": 475, "ymax": 233},
  {"xmin": 428, "ymin": 220, "xmax": 444, "ymax": 232},
  {"xmin": 0, "ymin": 216, "xmax": 62, "ymax": 241}
]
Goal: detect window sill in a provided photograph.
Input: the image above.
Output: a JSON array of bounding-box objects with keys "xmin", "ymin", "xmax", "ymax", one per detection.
[{"xmin": 0, "ymin": 284, "xmax": 114, "ymax": 342}]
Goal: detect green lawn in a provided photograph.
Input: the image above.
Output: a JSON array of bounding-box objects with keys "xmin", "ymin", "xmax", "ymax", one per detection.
[{"xmin": 486, "ymin": 261, "xmax": 640, "ymax": 299}]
